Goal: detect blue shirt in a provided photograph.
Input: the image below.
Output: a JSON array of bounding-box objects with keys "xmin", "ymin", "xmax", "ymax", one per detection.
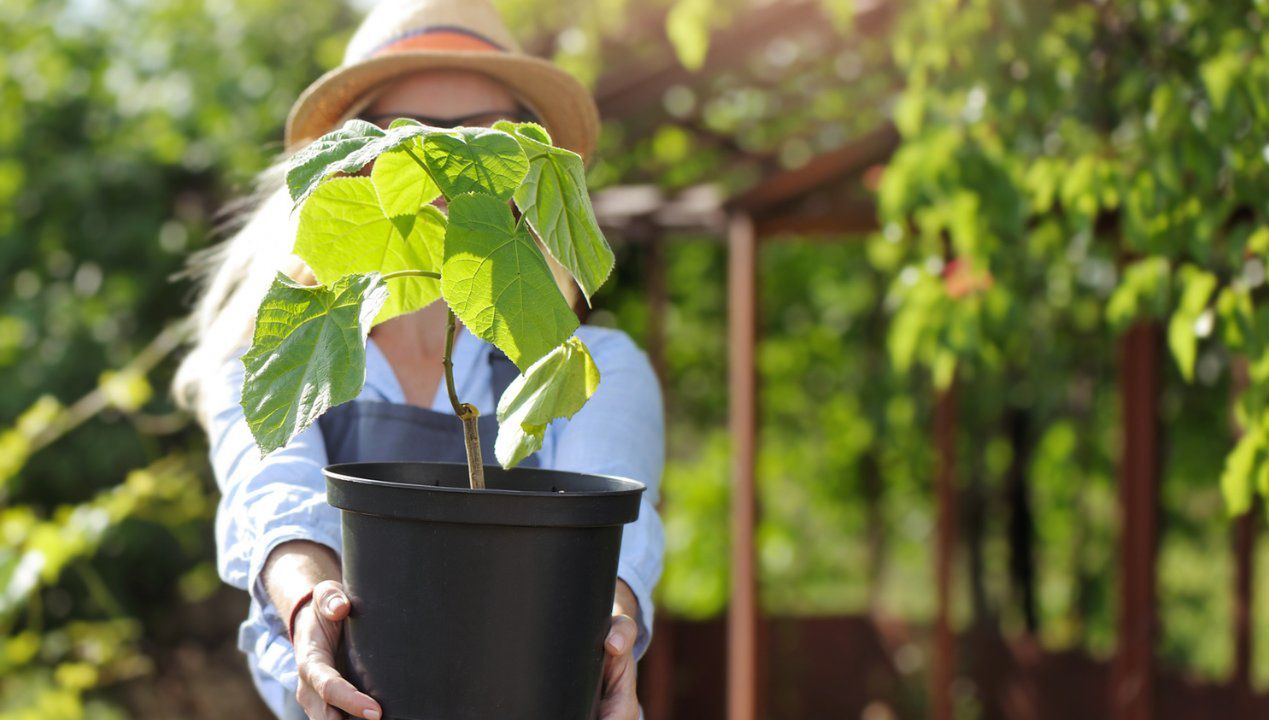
[{"xmin": 206, "ymin": 325, "xmax": 665, "ymax": 718}]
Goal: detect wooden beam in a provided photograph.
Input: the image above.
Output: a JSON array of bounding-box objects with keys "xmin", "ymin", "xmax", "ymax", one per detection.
[
  {"xmin": 727, "ymin": 212, "xmax": 760, "ymax": 720},
  {"xmin": 1111, "ymin": 322, "xmax": 1161, "ymax": 720},
  {"xmin": 731, "ymin": 124, "xmax": 898, "ymax": 215},
  {"xmin": 753, "ymin": 201, "xmax": 879, "ymax": 239}
]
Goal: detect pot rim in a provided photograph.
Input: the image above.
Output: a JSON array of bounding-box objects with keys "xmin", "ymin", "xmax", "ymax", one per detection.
[
  {"xmin": 323, "ymin": 461, "xmax": 646, "ymax": 497},
  {"xmin": 323, "ymin": 461, "xmax": 646, "ymax": 527}
]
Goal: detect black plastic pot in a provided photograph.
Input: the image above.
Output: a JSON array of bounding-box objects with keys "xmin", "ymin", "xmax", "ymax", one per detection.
[{"xmin": 323, "ymin": 461, "xmax": 644, "ymax": 720}]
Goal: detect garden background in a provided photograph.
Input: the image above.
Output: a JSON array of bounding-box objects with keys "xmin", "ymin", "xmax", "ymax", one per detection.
[{"xmin": 3, "ymin": 0, "xmax": 1269, "ymax": 717}]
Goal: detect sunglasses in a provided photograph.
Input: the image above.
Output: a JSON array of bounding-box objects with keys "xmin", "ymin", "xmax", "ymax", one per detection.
[{"xmin": 358, "ymin": 109, "xmax": 540, "ymax": 130}]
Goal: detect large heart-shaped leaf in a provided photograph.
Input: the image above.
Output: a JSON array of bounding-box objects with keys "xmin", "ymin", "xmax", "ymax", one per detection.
[
  {"xmin": 287, "ymin": 120, "xmax": 436, "ymax": 207},
  {"xmin": 295, "ymin": 177, "xmax": 445, "ymax": 325},
  {"xmin": 495, "ymin": 337, "xmax": 600, "ymax": 468},
  {"xmin": 240, "ymin": 273, "xmax": 388, "ymax": 455},
  {"xmin": 372, "ymin": 137, "xmax": 441, "ymax": 218},
  {"xmin": 422, "ymin": 127, "xmax": 529, "ymax": 201},
  {"xmin": 497, "ymin": 121, "xmax": 615, "ymax": 303},
  {"xmin": 441, "ymin": 192, "xmax": 578, "ymax": 370}
]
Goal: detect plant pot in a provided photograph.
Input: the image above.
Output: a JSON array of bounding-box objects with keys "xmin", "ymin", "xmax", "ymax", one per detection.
[{"xmin": 323, "ymin": 461, "xmax": 644, "ymax": 720}]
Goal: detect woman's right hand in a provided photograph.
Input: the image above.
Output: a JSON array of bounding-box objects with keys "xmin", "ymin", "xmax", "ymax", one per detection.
[{"xmin": 292, "ymin": 580, "xmax": 383, "ymax": 720}]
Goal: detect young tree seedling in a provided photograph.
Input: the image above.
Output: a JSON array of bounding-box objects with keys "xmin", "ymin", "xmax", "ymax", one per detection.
[{"xmin": 238, "ymin": 119, "xmax": 613, "ymax": 489}]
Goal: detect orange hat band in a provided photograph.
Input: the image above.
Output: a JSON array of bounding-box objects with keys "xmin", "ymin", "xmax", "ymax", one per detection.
[{"xmin": 366, "ymin": 26, "xmax": 506, "ymax": 60}]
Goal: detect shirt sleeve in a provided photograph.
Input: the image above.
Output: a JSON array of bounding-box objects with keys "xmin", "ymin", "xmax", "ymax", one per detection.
[
  {"xmin": 204, "ymin": 354, "xmax": 343, "ymax": 633},
  {"xmin": 548, "ymin": 329, "xmax": 666, "ymax": 661}
]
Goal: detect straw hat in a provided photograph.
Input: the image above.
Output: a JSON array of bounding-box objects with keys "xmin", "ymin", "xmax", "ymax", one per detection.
[{"xmin": 285, "ymin": 0, "xmax": 601, "ymax": 160}]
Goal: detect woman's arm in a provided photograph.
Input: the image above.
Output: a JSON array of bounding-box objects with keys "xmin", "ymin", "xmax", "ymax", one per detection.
[
  {"xmin": 206, "ymin": 355, "xmax": 378, "ymax": 719},
  {"xmin": 551, "ymin": 328, "xmax": 666, "ymax": 658}
]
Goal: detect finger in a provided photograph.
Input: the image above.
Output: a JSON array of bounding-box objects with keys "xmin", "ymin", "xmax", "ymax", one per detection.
[
  {"xmin": 296, "ymin": 686, "xmax": 324, "ymax": 720},
  {"xmin": 302, "ymin": 659, "xmax": 383, "ymax": 720},
  {"xmin": 312, "ymin": 579, "xmax": 351, "ymax": 622},
  {"xmin": 599, "ymin": 653, "xmax": 639, "ymax": 720},
  {"xmin": 605, "ymin": 614, "xmax": 638, "ymax": 657}
]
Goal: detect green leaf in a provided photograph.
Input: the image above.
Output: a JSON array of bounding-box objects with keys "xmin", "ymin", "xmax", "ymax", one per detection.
[
  {"xmin": 441, "ymin": 192, "xmax": 579, "ymax": 370},
  {"xmin": 1222, "ymin": 431, "xmax": 1259, "ymax": 516},
  {"xmin": 295, "ymin": 177, "xmax": 445, "ymax": 324},
  {"xmin": 371, "ymin": 138, "xmax": 441, "ymax": 219},
  {"xmin": 1201, "ymin": 51, "xmax": 1241, "ymax": 112},
  {"xmin": 496, "ymin": 121, "xmax": 615, "ymax": 303},
  {"xmin": 495, "ymin": 337, "xmax": 600, "ymax": 468},
  {"xmin": 421, "ymin": 127, "xmax": 529, "ymax": 201},
  {"xmin": 1167, "ymin": 265, "xmax": 1218, "ymax": 382},
  {"xmin": 666, "ymin": 0, "xmax": 713, "ymax": 70},
  {"xmin": 240, "ymin": 273, "xmax": 388, "ymax": 455},
  {"xmin": 286, "ymin": 119, "xmax": 434, "ymax": 207}
]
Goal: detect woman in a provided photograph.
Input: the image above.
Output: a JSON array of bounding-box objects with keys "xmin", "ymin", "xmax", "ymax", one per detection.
[{"xmin": 172, "ymin": 2, "xmax": 664, "ymax": 719}]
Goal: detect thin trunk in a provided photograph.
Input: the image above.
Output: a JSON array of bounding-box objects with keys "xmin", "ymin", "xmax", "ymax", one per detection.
[{"xmin": 444, "ymin": 307, "xmax": 485, "ymax": 489}]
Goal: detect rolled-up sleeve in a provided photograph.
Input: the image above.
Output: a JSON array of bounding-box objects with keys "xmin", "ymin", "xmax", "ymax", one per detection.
[
  {"xmin": 204, "ymin": 354, "xmax": 342, "ymax": 684},
  {"xmin": 549, "ymin": 328, "xmax": 666, "ymax": 660}
]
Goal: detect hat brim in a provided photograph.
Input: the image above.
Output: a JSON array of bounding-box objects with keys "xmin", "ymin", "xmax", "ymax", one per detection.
[{"xmin": 285, "ymin": 52, "xmax": 600, "ymax": 162}]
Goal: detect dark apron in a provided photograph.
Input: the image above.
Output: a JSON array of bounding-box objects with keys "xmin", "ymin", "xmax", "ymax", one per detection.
[{"xmin": 279, "ymin": 348, "xmax": 535, "ymax": 720}]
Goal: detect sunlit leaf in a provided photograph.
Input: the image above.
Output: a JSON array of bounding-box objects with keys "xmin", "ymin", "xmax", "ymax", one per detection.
[
  {"xmin": 371, "ymin": 137, "xmax": 441, "ymax": 218},
  {"xmin": 240, "ymin": 273, "xmax": 387, "ymax": 455},
  {"xmin": 1168, "ymin": 265, "xmax": 1217, "ymax": 382},
  {"xmin": 495, "ymin": 337, "xmax": 600, "ymax": 468},
  {"xmin": 286, "ymin": 119, "xmax": 435, "ymax": 207},
  {"xmin": 441, "ymin": 192, "xmax": 578, "ymax": 370},
  {"xmin": 496, "ymin": 121, "xmax": 615, "ymax": 302},
  {"xmin": 421, "ymin": 127, "xmax": 528, "ymax": 201},
  {"xmin": 1222, "ymin": 431, "xmax": 1258, "ymax": 516},
  {"xmin": 666, "ymin": 0, "xmax": 713, "ymax": 70},
  {"xmin": 295, "ymin": 177, "xmax": 444, "ymax": 324}
]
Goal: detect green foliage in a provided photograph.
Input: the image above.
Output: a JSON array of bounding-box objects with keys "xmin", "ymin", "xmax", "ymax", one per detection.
[
  {"xmin": 240, "ymin": 274, "xmax": 388, "ymax": 455},
  {"xmin": 882, "ymin": 0, "xmax": 1269, "ymax": 516},
  {"xmin": 246, "ymin": 119, "xmax": 612, "ymax": 469},
  {"xmin": 295, "ymin": 177, "xmax": 445, "ymax": 324},
  {"xmin": 420, "ymin": 127, "xmax": 529, "ymax": 201},
  {"xmin": 372, "ymin": 139, "xmax": 442, "ymax": 218},
  {"xmin": 441, "ymin": 191, "xmax": 580, "ymax": 371},
  {"xmin": 286, "ymin": 121, "xmax": 432, "ymax": 207},
  {"xmin": 495, "ymin": 337, "xmax": 600, "ymax": 468},
  {"xmin": 499, "ymin": 121, "xmax": 615, "ymax": 302}
]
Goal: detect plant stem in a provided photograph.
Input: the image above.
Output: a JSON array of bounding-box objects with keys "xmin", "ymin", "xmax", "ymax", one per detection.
[{"xmin": 444, "ymin": 308, "xmax": 485, "ymax": 490}]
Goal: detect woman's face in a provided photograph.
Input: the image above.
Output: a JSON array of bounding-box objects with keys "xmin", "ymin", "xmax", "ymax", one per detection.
[{"xmin": 359, "ymin": 70, "xmax": 523, "ymax": 128}]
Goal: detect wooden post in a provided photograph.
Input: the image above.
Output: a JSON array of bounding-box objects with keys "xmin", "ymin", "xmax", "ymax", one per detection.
[
  {"xmin": 727, "ymin": 213, "xmax": 760, "ymax": 720},
  {"xmin": 1231, "ymin": 357, "xmax": 1254, "ymax": 717},
  {"xmin": 932, "ymin": 384, "xmax": 957, "ymax": 720},
  {"xmin": 1233, "ymin": 508, "xmax": 1256, "ymax": 716},
  {"xmin": 639, "ymin": 222, "xmax": 674, "ymax": 720},
  {"xmin": 1111, "ymin": 322, "xmax": 1161, "ymax": 720}
]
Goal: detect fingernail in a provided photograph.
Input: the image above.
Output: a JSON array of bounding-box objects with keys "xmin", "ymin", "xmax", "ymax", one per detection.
[
  {"xmin": 326, "ymin": 596, "xmax": 347, "ymax": 614},
  {"xmin": 608, "ymin": 633, "xmax": 625, "ymax": 654},
  {"xmin": 364, "ymin": 710, "xmax": 381, "ymax": 720}
]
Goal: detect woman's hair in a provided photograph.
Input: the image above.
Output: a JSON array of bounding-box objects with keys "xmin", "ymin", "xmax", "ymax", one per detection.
[{"xmin": 171, "ymin": 159, "xmax": 311, "ymax": 423}]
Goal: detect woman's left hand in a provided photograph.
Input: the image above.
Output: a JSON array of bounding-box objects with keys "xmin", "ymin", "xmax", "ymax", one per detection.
[{"xmin": 598, "ymin": 581, "xmax": 641, "ymax": 720}]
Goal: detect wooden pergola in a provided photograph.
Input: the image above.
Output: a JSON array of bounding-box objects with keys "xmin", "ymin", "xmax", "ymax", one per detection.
[{"xmin": 586, "ymin": 1, "xmax": 1262, "ymax": 718}]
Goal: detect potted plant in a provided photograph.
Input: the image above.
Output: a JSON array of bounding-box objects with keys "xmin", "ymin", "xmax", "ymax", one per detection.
[{"xmin": 238, "ymin": 118, "xmax": 644, "ymax": 720}]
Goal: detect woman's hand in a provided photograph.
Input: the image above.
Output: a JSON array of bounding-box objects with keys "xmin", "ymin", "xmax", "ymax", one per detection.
[
  {"xmin": 261, "ymin": 541, "xmax": 382, "ymax": 720},
  {"xmin": 598, "ymin": 581, "xmax": 641, "ymax": 720},
  {"xmin": 292, "ymin": 580, "xmax": 383, "ymax": 720}
]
